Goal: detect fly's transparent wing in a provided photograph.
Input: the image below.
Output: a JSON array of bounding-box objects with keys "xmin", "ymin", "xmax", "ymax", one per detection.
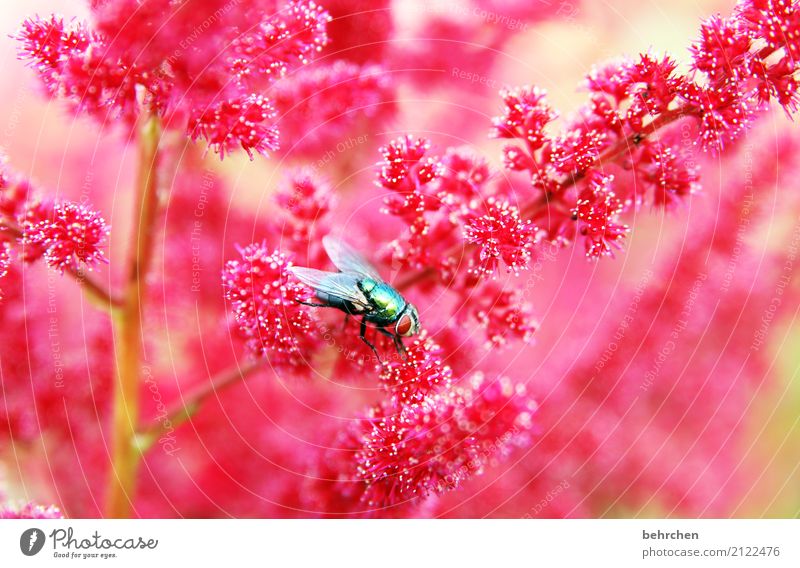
[
  {"xmin": 322, "ymin": 235, "xmax": 383, "ymax": 281},
  {"xmin": 288, "ymin": 266, "xmax": 370, "ymax": 309}
]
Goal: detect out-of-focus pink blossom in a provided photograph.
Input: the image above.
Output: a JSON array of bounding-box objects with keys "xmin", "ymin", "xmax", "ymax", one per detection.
[
  {"xmin": 272, "ymin": 62, "xmax": 395, "ymax": 158},
  {"xmin": 229, "ymin": 0, "xmax": 331, "ymax": 88},
  {"xmin": 323, "ymin": 0, "xmax": 394, "ymax": 63},
  {"xmin": 0, "ymin": 502, "xmax": 64, "ymax": 519}
]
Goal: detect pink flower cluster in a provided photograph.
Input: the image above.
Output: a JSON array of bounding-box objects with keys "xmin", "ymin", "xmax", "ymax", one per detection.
[
  {"xmin": 16, "ymin": 1, "xmax": 338, "ymax": 158},
  {"xmin": 494, "ymin": 0, "xmax": 800, "ymax": 258},
  {"xmin": 303, "ymin": 336, "xmax": 536, "ymax": 514},
  {"xmin": 377, "ymin": 136, "xmax": 537, "ymax": 282},
  {"xmin": 222, "ymin": 244, "xmax": 317, "ymax": 366},
  {"xmin": 0, "ymin": 162, "xmax": 109, "ymax": 285}
]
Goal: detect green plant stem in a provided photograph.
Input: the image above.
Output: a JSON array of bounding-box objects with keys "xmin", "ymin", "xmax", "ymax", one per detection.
[{"xmin": 105, "ymin": 114, "xmax": 161, "ymax": 518}]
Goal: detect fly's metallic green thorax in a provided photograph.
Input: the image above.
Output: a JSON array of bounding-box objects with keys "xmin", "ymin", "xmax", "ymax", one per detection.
[
  {"xmin": 289, "ymin": 236, "xmax": 421, "ymax": 362},
  {"xmin": 359, "ymin": 278, "xmax": 405, "ymax": 321}
]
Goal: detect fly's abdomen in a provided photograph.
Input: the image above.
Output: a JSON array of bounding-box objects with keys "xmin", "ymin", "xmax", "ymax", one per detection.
[{"xmin": 316, "ymin": 290, "xmax": 364, "ymax": 314}]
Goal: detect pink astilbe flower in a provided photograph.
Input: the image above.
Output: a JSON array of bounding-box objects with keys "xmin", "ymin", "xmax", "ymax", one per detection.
[
  {"xmin": 491, "ymin": 86, "xmax": 558, "ymax": 147},
  {"xmin": 8, "ymin": 0, "xmax": 800, "ymax": 523},
  {"xmin": 222, "ymin": 243, "xmax": 319, "ymax": 366},
  {"xmin": 464, "ymin": 198, "xmax": 538, "ymax": 274},
  {"xmin": 737, "ymin": 0, "xmax": 800, "ymax": 59},
  {"xmin": 378, "ymin": 135, "xmax": 443, "ymax": 197},
  {"xmin": 432, "ymin": 130, "xmax": 800, "ymax": 519},
  {"xmin": 378, "ymin": 137, "xmax": 540, "ymax": 283},
  {"xmin": 489, "ymin": 1, "xmax": 800, "ymax": 262},
  {"xmin": 679, "ymin": 81, "xmax": 754, "ymax": 149},
  {"xmin": 189, "ymin": 95, "xmax": 280, "ymax": 159},
  {"xmin": 16, "ymin": 16, "xmax": 153, "ymax": 123},
  {"xmin": 16, "ymin": 1, "xmax": 337, "ymax": 158},
  {"xmin": 0, "ymin": 502, "xmax": 64, "ymax": 519},
  {"xmin": 229, "ymin": 0, "xmax": 331, "ymax": 87},
  {"xmin": 684, "ymin": 1, "xmax": 800, "ymax": 143},
  {"xmin": 356, "ymin": 373, "xmax": 537, "ymax": 509},
  {"xmin": 1, "ymin": 161, "xmax": 111, "ymax": 276},
  {"xmin": 638, "ymin": 143, "xmax": 700, "ymax": 208},
  {"xmin": 21, "ymin": 201, "xmax": 110, "ymax": 273},
  {"xmin": 435, "ymin": 147, "xmax": 492, "ymax": 204},
  {"xmin": 297, "ymin": 333, "xmax": 537, "ymax": 515},
  {"xmin": 379, "ymin": 144, "xmax": 468, "ymax": 280},
  {"xmin": 572, "ymin": 173, "xmax": 628, "ymax": 259},
  {"xmin": 379, "ymin": 334, "xmax": 452, "ymax": 404},
  {"xmin": 690, "ymin": 15, "xmax": 752, "ymax": 82}
]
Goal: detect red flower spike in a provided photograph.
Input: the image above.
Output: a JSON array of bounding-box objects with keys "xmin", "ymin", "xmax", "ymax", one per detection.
[
  {"xmin": 16, "ymin": 16, "xmax": 149, "ymax": 123},
  {"xmin": 464, "ymin": 198, "xmax": 538, "ymax": 276},
  {"xmin": 275, "ymin": 168, "xmax": 336, "ymax": 265},
  {"xmin": 356, "ymin": 374, "xmax": 537, "ymax": 508},
  {"xmin": 679, "ymin": 81, "xmax": 754, "ymax": 150},
  {"xmin": 377, "ymin": 135, "xmax": 443, "ymax": 195},
  {"xmin": 222, "ymin": 244, "xmax": 319, "ymax": 366},
  {"xmin": 229, "ymin": 0, "xmax": 331, "ymax": 87},
  {"xmin": 379, "ymin": 334, "xmax": 453, "ymax": 404},
  {"xmin": 16, "ymin": 16, "xmax": 91, "ymax": 73},
  {"xmin": 502, "ymin": 144, "xmax": 536, "ymax": 172},
  {"xmin": 549, "ymin": 128, "xmax": 606, "ymax": 175},
  {"xmin": 754, "ymin": 56, "xmax": 800, "ymax": 112},
  {"xmin": 189, "ymin": 95, "xmax": 280, "ymax": 159},
  {"xmin": 22, "ymin": 201, "xmax": 110, "ymax": 273},
  {"xmin": 690, "ymin": 15, "xmax": 753, "ymax": 82},
  {"xmin": 737, "ymin": 0, "xmax": 800, "ymax": 60},
  {"xmin": 624, "ymin": 53, "xmax": 684, "ymax": 125},
  {"xmin": 572, "ymin": 173, "xmax": 629, "ymax": 259},
  {"xmin": 436, "ymin": 147, "xmax": 492, "ymax": 204},
  {"xmin": 491, "ymin": 86, "xmax": 557, "ymax": 150},
  {"xmin": 586, "ymin": 61, "xmax": 632, "ymax": 103}
]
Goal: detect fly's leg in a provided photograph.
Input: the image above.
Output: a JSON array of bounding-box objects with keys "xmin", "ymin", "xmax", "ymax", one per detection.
[
  {"xmin": 360, "ymin": 317, "xmax": 382, "ymax": 364},
  {"xmin": 377, "ymin": 328, "xmax": 408, "ymax": 362},
  {"xmin": 394, "ymin": 336, "xmax": 408, "ymax": 360}
]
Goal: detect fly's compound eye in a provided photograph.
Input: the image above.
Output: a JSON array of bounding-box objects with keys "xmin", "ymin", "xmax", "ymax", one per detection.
[{"xmin": 396, "ymin": 312, "xmax": 415, "ymax": 337}]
